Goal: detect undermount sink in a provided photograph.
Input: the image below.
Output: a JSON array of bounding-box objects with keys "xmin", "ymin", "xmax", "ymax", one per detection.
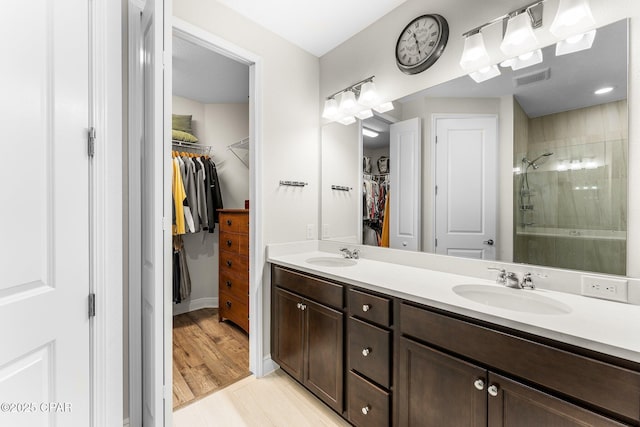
[
  {"xmin": 453, "ymin": 284, "xmax": 572, "ymax": 315},
  {"xmin": 305, "ymin": 257, "xmax": 357, "ymax": 267}
]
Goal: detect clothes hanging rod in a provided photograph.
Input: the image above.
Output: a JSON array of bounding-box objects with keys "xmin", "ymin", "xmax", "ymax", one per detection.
[
  {"xmin": 171, "ymin": 140, "xmax": 212, "ymax": 152},
  {"xmin": 279, "ymin": 180, "xmax": 308, "ymax": 187},
  {"xmin": 331, "ymin": 185, "xmax": 351, "ymax": 191}
]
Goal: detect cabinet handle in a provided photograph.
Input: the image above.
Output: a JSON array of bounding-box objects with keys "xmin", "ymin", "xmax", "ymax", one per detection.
[
  {"xmin": 226, "ymin": 240, "xmax": 232, "ymax": 247},
  {"xmin": 296, "ymin": 303, "xmax": 302, "ymax": 309},
  {"xmin": 227, "ymin": 219, "xmax": 232, "ymax": 226},
  {"xmin": 361, "ymin": 347, "xmax": 371, "ymax": 357},
  {"xmin": 474, "ymin": 379, "xmax": 485, "ymax": 390},
  {"xmin": 362, "ymin": 304, "xmax": 371, "ymax": 312},
  {"xmin": 226, "ymin": 260, "xmax": 232, "ymax": 267},
  {"xmin": 488, "ymin": 384, "xmax": 499, "ymax": 397},
  {"xmin": 361, "ymin": 405, "xmax": 370, "ymax": 415},
  {"xmin": 226, "ymin": 280, "xmax": 232, "ymax": 288},
  {"xmin": 226, "ymin": 301, "xmax": 232, "ymax": 308},
  {"xmin": 300, "ymin": 304, "xmax": 307, "ymax": 311}
]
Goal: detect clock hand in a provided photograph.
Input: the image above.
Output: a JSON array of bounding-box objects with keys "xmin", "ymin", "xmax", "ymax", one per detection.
[{"xmin": 413, "ymin": 33, "xmax": 421, "ymax": 55}]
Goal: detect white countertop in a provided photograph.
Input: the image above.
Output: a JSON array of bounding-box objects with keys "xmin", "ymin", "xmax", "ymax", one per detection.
[{"xmin": 267, "ymin": 249, "xmax": 640, "ymax": 364}]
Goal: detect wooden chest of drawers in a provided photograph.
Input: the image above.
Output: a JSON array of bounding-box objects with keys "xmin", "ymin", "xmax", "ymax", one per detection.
[{"xmin": 217, "ymin": 209, "xmax": 249, "ymax": 333}]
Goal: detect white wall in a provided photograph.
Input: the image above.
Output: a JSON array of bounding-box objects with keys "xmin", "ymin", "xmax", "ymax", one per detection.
[
  {"xmin": 173, "ymin": 0, "xmax": 320, "ymax": 363},
  {"xmin": 320, "ymin": 0, "xmax": 640, "ymax": 277},
  {"xmin": 172, "ymin": 96, "xmax": 250, "ymax": 314}
]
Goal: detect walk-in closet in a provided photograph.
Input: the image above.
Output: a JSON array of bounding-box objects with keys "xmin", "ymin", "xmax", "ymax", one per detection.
[{"xmin": 170, "ymin": 33, "xmax": 250, "ymax": 409}]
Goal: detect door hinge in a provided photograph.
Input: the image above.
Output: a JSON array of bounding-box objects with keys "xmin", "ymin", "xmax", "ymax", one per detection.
[
  {"xmin": 435, "ymin": 238, "xmax": 438, "ymax": 247},
  {"xmin": 435, "ymin": 185, "xmax": 438, "ymax": 195},
  {"xmin": 88, "ymin": 293, "xmax": 96, "ymax": 318},
  {"xmin": 88, "ymin": 127, "xmax": 96, "ymax": 158},
  {"xmin": 162, "ymin": 217, "xmax": 170, "ymax": 231},
  {"xmin": 435, "ymin": 135, "xmax": 438, "ymax": 144}
]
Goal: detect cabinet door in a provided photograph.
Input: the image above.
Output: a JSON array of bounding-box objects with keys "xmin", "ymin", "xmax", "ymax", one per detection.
[
  {"xmin": 398, "ymin": 338, "xmax": 486, "ymax": 426},
  {"xmin": 273, "ymin": 288, "xmax": 304, "ymax": 381},
  {"xmin": 304, "ymin": 299, "xmax": 344, "ymax": 413},
  {"xmin": 487, "ymin": 373, "xmax": 627, "ymax": 427}
]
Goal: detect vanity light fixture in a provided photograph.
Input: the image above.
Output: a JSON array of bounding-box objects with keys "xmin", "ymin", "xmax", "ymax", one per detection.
[
  {"xmin": 322, "ymin": 76, "xmax": 394, "ymax": 125},
  {"xmin": 551, "ymin": 0, "xmax": 597, "ymax": 55},
  {"xmin": 469, "ymin": 65, "xmax": 501, "ymax": 83},
  {"xmin": 459, "ymin": 31, "xmax": 491, "ymax": 71},
  {"xmin": 362, "ymin": 128, "xmax": 379, "ymax": 138},
  {"xmin": 501, "ymin": 10, "xmax": 540, "ymax": 57},
  {"xmin": 555, "ymin": 29, "xmax": 596, "ymax": 55}
]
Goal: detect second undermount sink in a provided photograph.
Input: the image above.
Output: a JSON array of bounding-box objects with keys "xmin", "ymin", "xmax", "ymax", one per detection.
[
  {"xmin": 453, "ymin": 284, "xmax": 572, "ymax": 315},
  {"xmin": 305, "ymin": 257, "xmax": 357, "ymax": 267}
]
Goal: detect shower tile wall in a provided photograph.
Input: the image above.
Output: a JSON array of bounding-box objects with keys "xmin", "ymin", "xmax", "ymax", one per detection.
[{"xmin": 514, "ymin": 100, "xmax": 627, "ymax": 275}]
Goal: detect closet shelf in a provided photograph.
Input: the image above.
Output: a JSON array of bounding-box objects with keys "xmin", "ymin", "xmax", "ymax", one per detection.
[
  {"xmin": 227, "ymin": 137, "xmax": 250, "ymax": 167},
  {"xmin": 172, "ymin": 139, "xmax": 213, "ymax": 154}
]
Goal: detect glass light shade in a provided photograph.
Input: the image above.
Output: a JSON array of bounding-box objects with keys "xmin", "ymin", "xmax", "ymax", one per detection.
[
  {"xmin": 555, "ymin": 29, "xmax": 596, "ymax": 55},
  {"xmin": 322, "ymin": 98, "xmax": 339, "ymax": 120},
  {"xmin": 459, "ymin": 32, "xmax": 491, "ymax": 71},
  {"xmin": 500, "ymin": 12, "xmax": 539, "ymax": 57},
  {"xmin": 358, "ymin": 81, "xmax": 379, "ymax": 107},
  {"xmin": 469, "ymin": 65, "xmax": 501, "ymax": 83},
  {"xmin": 550, "ymin": 0, "xmax": 596, "ymax": 39},
  {"xmin": 510, "ymin": 49, "xmax": 543, "ymax": 70},
  {"xmin": 338, "ymin": 116, "xmax": 356, "ymax": 125},
  {"xmin": 338, "ymin": 90, "xmax": 358, "ymax": 115},
  {"xmin": 355, "ymin": 109, "xmax": 373, "ymax": 120},
  {"xmin": 373, "ymin": 101, "xmax": 394, "ymax": 113},
  {"xmin": 362, "ymin": 128, "xmax": 379, "ymax": 138}
]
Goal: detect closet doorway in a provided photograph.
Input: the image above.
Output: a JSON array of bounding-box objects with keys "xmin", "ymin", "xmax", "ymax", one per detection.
[{"xmin": 170, "ymin": 29, "xmax": 252, "ymax": 409}]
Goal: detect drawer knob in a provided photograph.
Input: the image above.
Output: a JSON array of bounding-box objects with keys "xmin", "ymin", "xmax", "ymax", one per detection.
[
  {"xmin": 226, "ymin": 240, "xmax": 232, "ymax": 247},
  {"xmin": 226, "ymin": 280, "xmax": 232, "ymax": 288},
  {"xmin": 226, "ymin": 301, "xmax": 232, "ymax": 308},
  {"xmin": 227, "ymin": 219, "xmax": 232, "ymax": 226},
  {"xmin": 474, "ymin": 379, "xmax": 485, "ymax": 391},
  {"xmin": 362, "ymin": 304, "xmax": 371, "ymax": 312},
  {"xmin": 361, "ymin": 405, "xmax": 370, "ymax": 415},
  {"xmin": 226, "ymin": 260, "xmax": 232, "ymax": 267},
  {"xmin": 488, "ymin": 384, "xmax": 499, "ymax": 397},
  {"xmin": 362, "ymin": 347, "xmax": 371, "ymax": 357}
]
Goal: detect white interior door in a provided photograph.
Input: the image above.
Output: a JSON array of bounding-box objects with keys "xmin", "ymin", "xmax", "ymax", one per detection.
[
  {"xmin": 390, "ymin": 118, "xmax": 421, "ymax": 251},
  {"xmin": 435, "ymin": 116, "xmax": 498, "ymax": 260},
  {"xmin": 141, "ymin": 0, "xmax": 169, "ymax": 424},
  {"xmin": 0, "ymin": 2, "xmax": 91, "ymax": 426}
]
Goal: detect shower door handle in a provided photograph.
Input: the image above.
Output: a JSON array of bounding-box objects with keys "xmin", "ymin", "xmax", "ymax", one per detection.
[{"xmin": 483, "ymin": 239, "xmax": 494, "ymax": 246}]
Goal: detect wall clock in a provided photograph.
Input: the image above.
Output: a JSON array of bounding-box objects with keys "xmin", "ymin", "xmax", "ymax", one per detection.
[{"xmin": 395, "ymin": 14, "xmax": 449, "ymax": 75}]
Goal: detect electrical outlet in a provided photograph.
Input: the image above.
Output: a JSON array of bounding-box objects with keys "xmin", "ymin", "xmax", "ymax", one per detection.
[
  {"xmin": 581, "ymin": 275, "xmax": 628, "ymax": 302},
  {"xmin": 322, "ymin": 224, "xmax": 330, "ymax": 238},
  {"xmin": 306, "ymin": 224, "xmax": 314, "ymax": 240}
]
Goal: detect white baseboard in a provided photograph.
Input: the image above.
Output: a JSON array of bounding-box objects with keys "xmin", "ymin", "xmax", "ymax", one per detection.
[
  {"xmin": 261, "ymin": 355, "xmax": 278, "ymax": 377},
  {"xmin": 172, "ymin": 297, "xmax": 219, "ymax": 316},
  {"xmin": 123, "ymin": 418, "xmax": 130, "ymax": 427}
]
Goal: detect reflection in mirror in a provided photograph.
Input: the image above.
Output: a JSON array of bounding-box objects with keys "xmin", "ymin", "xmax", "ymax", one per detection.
[{"xmin": 320, "ymin": 19, "xmax": 628, "ymax": 276}]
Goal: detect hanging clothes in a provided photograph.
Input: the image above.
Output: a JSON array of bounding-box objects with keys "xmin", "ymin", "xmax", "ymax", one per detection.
[
  {"xmin": 362, "ymin": 173, "xmax": 390, "ymax": 247},
  {"xmin": 203, "ymin": 157, "xmax": 224, "ymax": 233},
  {"xmin": 181, "ymin": 155, "xmax": 200, "ymax": 232},
  {"xmin": 172, "ymin": 235, "xmax": 192, "ymax": 303},
  {"xmin": 172, "ymin": 157, "xmax": 187, "ymax": 235}
]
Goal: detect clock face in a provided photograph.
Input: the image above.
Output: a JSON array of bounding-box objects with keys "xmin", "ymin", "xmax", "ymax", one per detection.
[{"xmin": 396, "ymin": 14, "xmax": 449, "ymax": 75}]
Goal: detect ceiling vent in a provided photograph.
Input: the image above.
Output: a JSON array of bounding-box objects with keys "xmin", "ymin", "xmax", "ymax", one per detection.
[{"xmin": 513, "ymin": 67, "xmax": 551, "ymax": 88}]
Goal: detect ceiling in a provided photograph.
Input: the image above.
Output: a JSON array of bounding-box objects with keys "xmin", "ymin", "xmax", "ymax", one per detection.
[
  {"xmin": 216, "ymin": 0, "xmax": 407, "ymax": 57},
  {"xmin": 173, "ymin": 36, "xmax": 250, "ymax": 104},
  {"xmin": 400, "ymin": 20, "xmax": 627, "ymax": 118}
]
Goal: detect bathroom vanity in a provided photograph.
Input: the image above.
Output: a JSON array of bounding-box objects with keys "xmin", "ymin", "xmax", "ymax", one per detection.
[{"xmin": 268, "ymin": 246, "xmax": 640, "ymax": 427}]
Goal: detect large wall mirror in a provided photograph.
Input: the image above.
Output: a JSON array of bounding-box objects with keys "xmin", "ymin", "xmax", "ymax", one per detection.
[{"xmin": 320, "ymin": 19, "xmax": 628, "ymax": 276}]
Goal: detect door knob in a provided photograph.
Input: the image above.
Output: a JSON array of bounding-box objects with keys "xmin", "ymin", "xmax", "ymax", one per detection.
[{"xmin": 483, "ymin": 239, "xmax": 494, "ymax": 246}]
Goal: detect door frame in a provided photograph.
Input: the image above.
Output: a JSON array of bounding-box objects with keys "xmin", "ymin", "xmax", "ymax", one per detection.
[
  {"xmin": 127, "ymin": 13, "xmax": 264, "ymax": 425},
  {"xmin": 430, "ymin": 113, "xmax": 499, "ymax": 256},
  {"xmin": 91, "ymin": 0, "xmax": 123, "ymax": 425}
]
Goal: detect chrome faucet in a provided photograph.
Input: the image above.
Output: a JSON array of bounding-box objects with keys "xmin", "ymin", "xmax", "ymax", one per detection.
[
  {"xmin": 340, "ymin": 248, "xmax": 360, "ymax": 259},
  {"xmin": 487, "ymin": 268, "xmax": 534, "ymax": 289}
]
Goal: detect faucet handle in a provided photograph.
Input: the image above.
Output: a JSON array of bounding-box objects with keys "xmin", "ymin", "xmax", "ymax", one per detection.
[
  {"xmin": 351, "ymin": 249, "xmax": 360, "ymax": 259},
  {"xmin": 487, "ymin": 267, "xmax": 507, "ymax": 284},
  {"xmin": 521, "ymin": 272, "xmax": 535, "ymax": 289}
]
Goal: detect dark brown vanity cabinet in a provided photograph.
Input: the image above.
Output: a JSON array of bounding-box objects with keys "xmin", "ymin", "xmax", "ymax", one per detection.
[{"xmin": 271, "ymin": 266, "xmax": 344, "ymax": 413}]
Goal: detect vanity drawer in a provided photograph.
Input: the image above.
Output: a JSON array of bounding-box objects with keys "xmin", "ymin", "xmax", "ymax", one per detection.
[
  {"xmin": 219, "ymin": 213, "xmax": 241, "ymax": 232},
  {"xmin": 400, "ymin": 303, "xmax": 640, "ymax": 421},
  {"xmin": 347, "ymin": 370, "xmax": 389, "ymax": 427},
  {"xmin": 349, "ymin": 317, "xmax": 391, "ymax": 388},
  {"xmin": 348, "ymin": 288, "xmax": 391, "ymax": 327},
  {"xmin": 219, "ymin": 289, "xmax": 248, "ymax": 332},
  {"xmin": 220, "ymin": 232, "xmax": 241, "ymax": 253},
  {"xmin": 272, "ymin": 266, "xmax": 343, "ymax": 310},
  {"xmin": 220, "ymin": 252, "xmax": 248, "ymax": 274}
]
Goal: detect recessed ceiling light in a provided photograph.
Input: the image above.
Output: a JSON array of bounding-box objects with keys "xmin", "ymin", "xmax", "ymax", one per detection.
[
  {"xmin": 594, "ymin": 86, "xmax": 614, "ymax": 95},
  {"xmin": 362, "ymin": 128, "xmax": 379, "ymax": 138}
]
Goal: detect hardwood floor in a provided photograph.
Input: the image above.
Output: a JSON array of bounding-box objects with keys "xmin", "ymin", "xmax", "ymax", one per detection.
[
  {"xmin": 173, "ymin": 369, "xmax": 350, "ymax": 426},
  {"xmin": 173, "ymin": 308, "xmax": 250, "ymax": 409}
]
